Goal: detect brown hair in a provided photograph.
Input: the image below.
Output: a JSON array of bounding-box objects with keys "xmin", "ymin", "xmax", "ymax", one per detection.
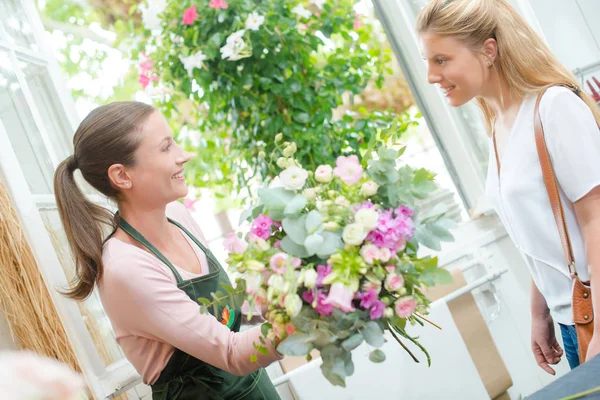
[
  {"xmin": 416, "ymin": 0, "xmax": 600, "ymax": 134},
  {"xmin": 54, "ymin": 101, "xmax": 155, "ymax": 300}
]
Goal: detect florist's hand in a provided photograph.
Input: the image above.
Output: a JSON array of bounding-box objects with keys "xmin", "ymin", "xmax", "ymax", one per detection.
[
  {"xmin": 531, "ymin": 313, "xmax": 563, "ymax": 374},
  {"xmin": 586, "ymin": 333, "xmax": 600, "ymax": 362}
]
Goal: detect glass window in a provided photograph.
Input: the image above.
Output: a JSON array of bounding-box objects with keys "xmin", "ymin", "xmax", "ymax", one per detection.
[
  {"xmin": 40, "ymin": 208, "xmax": 125, "ymax": 367},
  {"xmin": 0, "ymin": 0, "xmax": 38, "ymax": 51},
  {"xmin": 0, "ymin": 49, "xmax": 54, "ymax": 194},
  {"xmin": 20, "ymin": 60, "xmax": 73, "ymax": 159}
]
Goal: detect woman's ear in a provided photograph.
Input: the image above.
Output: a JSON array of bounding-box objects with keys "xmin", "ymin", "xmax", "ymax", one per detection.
[
  {"xmin": 108, "ymin": 164, "xmax": 132, "ymax": 190},
  {"xmin": 483, "ymin": 38, "xmax": 498, "ymax": 65}
]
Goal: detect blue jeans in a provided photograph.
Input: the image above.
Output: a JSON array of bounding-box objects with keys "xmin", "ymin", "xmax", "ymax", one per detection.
[{"xmin": 559, "ymin": 323, "xmax": 580, "ymax": 370}]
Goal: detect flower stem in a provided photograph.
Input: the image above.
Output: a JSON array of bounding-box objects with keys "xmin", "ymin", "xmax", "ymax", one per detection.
[
  {"xmin": 561, "ymin": 385, "xmax": 600, "ymax": 400},
  {"xmin": 388, "ymin": 322, "xmax": 419, "ymax": 363},
  {"xmin": 414, "ymin": 312, "xmax": 442, "ymax": 330}
]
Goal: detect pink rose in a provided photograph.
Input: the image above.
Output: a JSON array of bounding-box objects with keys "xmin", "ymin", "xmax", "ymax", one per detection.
[
  {"xmin": 182, "ymin": 5, "xmax": 199, "ymax": 25},
  {"xmin": 362, "ymin": 280, "xmax": 382, "ymax": 294},
  {"xmin": 395, "ymin": 296, "xmax": 417, "ymax": 318},
  {"xmin": 333, "ymin": 155, "xmax": 363, "ymax": 185},
  {"xmin": 379, "ymin": 247, "xmax": 392, "ymax": 263},
  {"xmin": 360, "ymin": 244, "xmax": 380, "ymax": 265},
  {"xmin": 322, "ymin": 283, "xmax": 356, "ymax": 312},
  {"xmin": 385, "ymin": 273, "xmax": 404, "ymax": 292},
  {"xmin": 223, "ymin": 232, "xmax": 248, "ymax": 254},
  {"xmin": 270, "ymin": 252, "xmax": 290, "ymax": 274}
]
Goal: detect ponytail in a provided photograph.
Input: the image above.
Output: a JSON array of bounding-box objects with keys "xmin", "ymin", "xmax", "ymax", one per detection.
[{"xmin": 54, "ymin": 156, "xmax": 114, "ymax": 300}]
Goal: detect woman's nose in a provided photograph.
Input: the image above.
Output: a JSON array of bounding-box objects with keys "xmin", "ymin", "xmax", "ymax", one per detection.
[{"xmin": 427, "ymin": 69, "xmax": 442, "ymax": 85}]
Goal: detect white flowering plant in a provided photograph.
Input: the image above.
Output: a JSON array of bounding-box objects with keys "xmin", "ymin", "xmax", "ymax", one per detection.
[
  {"xmin": 202, "ymin": 136, "xmax": 456, "ymax": 386},
  {"xmin": 128, "ymin": 0, "xmax": 396, "ymax": 202}
]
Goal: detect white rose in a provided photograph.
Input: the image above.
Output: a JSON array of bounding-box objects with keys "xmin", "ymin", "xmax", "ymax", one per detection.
[
  {"xmin": 315, "ymin": 165, "xmax": 333, "ymax": 183},
  {"xmin": 354, "ymin": 208, "xmax": 379, "ymax": 231},
  {"xmin": 276, "ymin": 157, "xmax": 288, "ymax": 168},
  {"xmin": 283, "ymin": 142, "xmax": 297, "ymax": 157},
  {"xmin": 284, "ymin": 294, "xmax": 303, "ymax": 317},
  {"xmin": 342, "ymin": 223, "xmax": 367, "ymax": 246},
  {"xmin": 268, "ymin": 274, "xmax": 285, "ymax": 292},
  {"xmin": 279, "ymin": 166, "xmax": 308, "ymax": 191},
  {"xmin": 245, "ymin": 272, "xmax": 262, "ymax": 294},
  {"xmin": 302, "ymin": 269, "xmax": 319, "ymax": 289},
  {"xmin": 303, "ymin": 188, "xmax": 317, "ymax": 201},
  {"xmin": 361, "ymin": 181, "xmax": 380, "ymax": 196}
]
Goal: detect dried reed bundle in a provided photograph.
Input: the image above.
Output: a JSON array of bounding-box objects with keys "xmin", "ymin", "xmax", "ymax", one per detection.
[{"xmin": 0, "ymin": 179, "xmax": 80, "ymax": 372}]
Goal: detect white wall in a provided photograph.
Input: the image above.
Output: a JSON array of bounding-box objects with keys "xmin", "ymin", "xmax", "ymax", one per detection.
[{"xmin": 527, "ymin": 0, "xmax": 600, "ymax": 71}]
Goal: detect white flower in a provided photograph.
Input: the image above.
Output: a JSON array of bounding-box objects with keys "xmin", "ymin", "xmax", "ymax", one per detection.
[
  {"xmin": 279, "ymin": 166, "xmax": 309, "ymax": 191},
  {"xmin": 342, "ymin": 223, "xmax": 367, "ymax": 246},
  {"xmin": 311, "ymin": 0, "xmax": 326, "ymax": 9},
  {"xmin": 291, "ymin": 4, "xmax": 312, "ymax": 19},
  {"xmin": 268, "ymin": 274, "xmax": 286, "ymax": 292},
  {"xmin": 284, "ymin": 294, "xmax": 303, "ymax": 317},
  {"xmin": 303, "ymin": 188, "xmax": 317, "ymax": 201},
  {"xmin": 361, "ymin": 180, "xmax": 380, "ymax": 196},
  {"xmin": 179, "ymin": 50, "xmax": 207, "ymax": 77},
  {"xmin": 283, "ymin": 142, "xmax": 297, "ymax": 157},
  {"xmin": 252, "ymin": 237, "xmax": 270, "ymax": 252},
  {"xmin": 354, "ymin": 208, "xmax": 379, "ymax": 231},
  {"xmin": 220, "ymin": 29, "xmax": 250, "ymax": 61},
  {"xmin": 268, "ymin": 176, "xmax": 285, "ymax": 189},
  {"xmin": 384, "ymin": 307, "xmax": 394, "ymax": 319},
  {"xmin": 335, "ymin": 196, "xmax": 349, "ymax": 207},
  {"xmin": 323, "ymin": 221, "xmax": 339, "ymax": 231},
  {"xmin": 315, "ymin": 165, "xmax": 333, "ymax": 183},
  {"xmin": 139, "ymin": 0, "xmax": 167, "ymax": 33},
  {"xmin": 245, "ymin": 11, "xmax": 265, "ymax": 31},
  {"xmin": 302, "ymin": 269, "xmax": 319, "ymax": 289},
  {"xmin": 245, "ymin": 260, "xmax": 266, "ymax": 272},
  {"xmin": 245, "ymin": 272, "xmax": 262, "ymax": 294}
]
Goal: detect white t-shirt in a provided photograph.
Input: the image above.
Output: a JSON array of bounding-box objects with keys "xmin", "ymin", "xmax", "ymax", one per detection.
[{"xmin": 486, "ymin": 86, "xmax": 600, "ymax": 325}]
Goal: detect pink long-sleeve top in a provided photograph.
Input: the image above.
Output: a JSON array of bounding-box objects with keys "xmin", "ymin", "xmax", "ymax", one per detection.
[{"xmin": 98, "ymin": 202, "xmax": 282, "ymax": 385}]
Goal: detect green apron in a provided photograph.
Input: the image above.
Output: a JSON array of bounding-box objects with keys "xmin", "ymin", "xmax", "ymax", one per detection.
[{"xmin": 118, "ymin": 217, "xmax": 281, "ymax": 400}]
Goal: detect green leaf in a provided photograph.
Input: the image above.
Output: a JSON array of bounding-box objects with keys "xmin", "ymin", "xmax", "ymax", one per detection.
[
  {"xmin": 434, "ymin": 267, "xmax": 453, "ymax": 285},
  {"xmin": 341, "ymin": 333, "xmax": 364, "ymax": 352},
  {"xmin": 305, "ymin": 210, "xmax": 323, "ymax": 234},
  {"xmin": 258, "ymin": 188, "xmax": 295, "ymax": 213},
  {"xmin": 280, "ymin": 236, "xmax": 310, "ymax": 258},
  {"xmin": 304, "ymin": 233, "xmax": 324, "ymax": 256},
  {"xmin": 316, "ymin": 231, "xmax": 343, "ymax": 259},
  {"xmin": 369, "ymin": 349, "xmax": 386, "ymax": 363},
  {"xmin": 282, "ymin": 215, "xmax": 308, "ymax": 244},
  {"xmin": 284, "ymin": 194, "xmax": 307, "ymax": 216},
  {"xmin": 277, "ymin": 333, "xmax": 313, "ymax": 356},
  {"xmin": 361, "ymin": 321, "xmax": 385, "ymax": 348},
  {"xmin": 293, "ymin": 113, "xmax": 310, "ymax": 124},
  {"xmin": 250, "ymin": 354, "xmax": 258, "ymax": 362}
]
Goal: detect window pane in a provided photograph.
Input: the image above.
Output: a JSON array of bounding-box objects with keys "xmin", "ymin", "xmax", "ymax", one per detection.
[
  {"xmin": 20, "ymin": 60, "xmax": 73, "ymax": 159},
  {"xmin": 0, "ymin": 0, "xmax": 38, "ymax": 51},
  {"xmin": 40, "ymin": 208, "xmax": 125, "ymax": 367},
  {"xmin": 0, "ymin": 50, "xmax": 53, "ymax": 194}
]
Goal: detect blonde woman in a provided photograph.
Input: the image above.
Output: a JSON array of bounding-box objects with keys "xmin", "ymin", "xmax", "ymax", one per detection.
[
  {"xmin": 417, "ymin": 0, "xmax": 600, "ymax": 374},
  {"xmin": 53, "ymin": 102, "xmax": 282, "ymax": 399}
]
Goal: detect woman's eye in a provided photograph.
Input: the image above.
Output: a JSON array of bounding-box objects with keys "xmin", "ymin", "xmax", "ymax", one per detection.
[
  {"xmin": 437, "ymin": 59, "xmax": 446, "ymax": 65},
  {"xmin": 163, "ymin": 144, "xmax": 172, "ymax": 152}
]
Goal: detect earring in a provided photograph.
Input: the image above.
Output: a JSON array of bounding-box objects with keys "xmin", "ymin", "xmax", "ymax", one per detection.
[
  {"xmin": 487, "ymin": 60, "xmax": 492, "ymax": 66},
  {"xmin": 125, "ymin": 183, "xmax": 131, "ymax": 188}
]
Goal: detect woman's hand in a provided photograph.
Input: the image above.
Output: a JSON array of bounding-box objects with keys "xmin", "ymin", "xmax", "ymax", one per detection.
[{"xmin": 531, "ymin": 313, "xmax": 563, "ymax": 375}]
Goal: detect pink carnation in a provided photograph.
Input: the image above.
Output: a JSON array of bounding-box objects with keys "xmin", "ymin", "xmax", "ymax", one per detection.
[
  {"xmin": 333, "ymin": 155, "xmax": 363, "ymax": 185},
  {"xmin": 370, "ymin": 300, "xmax": 385, "ymax": 320},
  {"xmin": 251, "ymin": 214, "xmax": 273, "ymax": 240},
  {"xmin": 182, "ymin": 5, "xmax": 199, "ymax": 25},
  {"xmin": 316, "ymin": 264, "xmax": 332, "ymax": 286},
  {"xmin": 209, "ymin": 0, "xmax": 228, "ymax": 9}
]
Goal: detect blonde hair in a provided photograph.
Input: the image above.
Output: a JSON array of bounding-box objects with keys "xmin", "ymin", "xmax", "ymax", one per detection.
[{"xmin": 416, "ymin": 0, "xmax": 600, "ymax": 135}]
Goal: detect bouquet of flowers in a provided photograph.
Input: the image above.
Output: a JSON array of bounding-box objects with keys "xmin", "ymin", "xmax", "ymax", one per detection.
[{"xmin": 204, "ymin": 136, "xmax": 455, "ymax": 386}]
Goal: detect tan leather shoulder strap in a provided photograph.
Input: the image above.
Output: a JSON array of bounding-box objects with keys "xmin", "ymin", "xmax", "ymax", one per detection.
[{"xmin": 533, "ymin": 86, "xmax": 577, "ymax": 274}]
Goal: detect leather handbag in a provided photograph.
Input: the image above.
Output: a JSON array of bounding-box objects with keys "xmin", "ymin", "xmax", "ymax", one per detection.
[{"xmin": 533, "ymin": 85, "xmax": 594, "ymax": 363}]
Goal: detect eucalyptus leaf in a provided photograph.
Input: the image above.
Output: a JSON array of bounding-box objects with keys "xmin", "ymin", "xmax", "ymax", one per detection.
[
  {"xmin": 369, "ymin": 349, "xmax": 386, "ymax": 363},
  {"xmin": 280, "ymin": 236, "xmax": 310, "ymax": 258},
  {"xmin": 316, "ymin": 231, "xmax": 344, "ymax": 259},
  {"xmin": 282, "ymin": 216, "xmax": 308, "ymax": 244},
  {"xmin": 361, "ymin": 321, "xmax": 385, "ymax": 348},
  {"xmin": 305, "ymin": 210, "xmax": 323, "ymax": 234},
  {"xmin": 341, "ymin": 333, "xmax": 364, "ymax": 352},
  {"xmin": 284, "ymin": 194, "xmax": 307, "ymax": 216},
  {"xmin": 277, "ymin": 333, "xmax": 313, "ymax": 356},
  {"xmin": 304, "ymin": 233, "xmax": 324, "ymax": 256},
  {"xmin": 258, "ymin": 188, "xmax": 295, "ymax": 213}
]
